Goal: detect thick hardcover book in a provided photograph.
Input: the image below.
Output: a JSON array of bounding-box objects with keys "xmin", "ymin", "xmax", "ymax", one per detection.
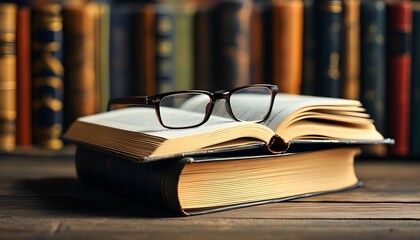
[
  {"xmin": 314, "ymin": 0, "xmax": 343, "ymax": 98},
  {"xmin": 301, "ymin": 0, "xmax": 315, "ymax": 95},
  {"xmin": 154, "ymin": 5, "xmax": 175, "ymax": 93},
  {"xmin": 75, "ymin": 145, "xmax": 363, "ymax": 216},
  {"xmin": 0, "ymin": 3, "xmax": 17, "ymax": 151},
  {"xmin": 342, "ymin": 0, "xmax": 360, "ymax": 100},
  {"xmin": 31, "ymin": 4, "xmax": 64, "ymax": 149},
  {"xmin": 137, "ymin": 4, "xmax": 156, "ymax": 96},
  {"xmin": 214, "ymin": 0, "xmax": 252, "ymax": 89},
  {"xmin": 272, "ymin": 0, "xmax": 303, "ymax": 94},
  {"xmin": 173, "ymin": 5, "xmax": 195, "ymax": 91},
  {"xmin": 360, "ymin": 0, "xmax": 386, "ymax": 136},
  {"xmin": 63, "ymin": 4, "xmax": 99, "ymax": 130},
  {"xmin": 193, "ymin": 4, "xmax": 217, "ymax": 90},
  {"xmin": 386, "ymin": 0, "xmax": 412, "ymax": 156},
  {"xmin": 64, "ymin": 93, "xmax": 391, "ymax": 162},
  {"xmin": 16, "ymin": 5, "xmax": 32, "ymax": 146},
  {"xmin": 109, "ymin": 3, "xmax": 140, "ymax": 98},
  {"xmin": 411, "ymin": 2, "xmax": 420, "ymax": 156}
]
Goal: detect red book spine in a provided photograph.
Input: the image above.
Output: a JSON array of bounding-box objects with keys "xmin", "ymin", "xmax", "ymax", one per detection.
[
  {"xmin": 386, "ymin": 0, "xmax": 412, "ymax": 156},
  {"xmin": 16, "ymin": 7, "xmax": 32, "ymax": 146}
]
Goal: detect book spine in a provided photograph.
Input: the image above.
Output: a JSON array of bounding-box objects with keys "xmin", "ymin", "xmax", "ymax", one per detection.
[
  {"xmin": 75, "ymin": 145, "xmax": 187, "ymax": 216},
  {"xmin": 386, "ymin": 0, "xmax": 412, "ymax": 156},
  {"xmin": 63, "ymin": 4, "xmax": 99, "ymax": 130},
  {"xmin": 301, "ymin": 0, "xmax": 315, "ymax": 95},
  {"xmin": 214, "ymin": 0, "xmax": 252, "ymax": 89},
  {"xmin": 411, "ymin": 2, "xmax": 420, "ymax": 156},
  {"xmin": 31, "ymin": 4, "xmax": 64, "ymax": 149},
  {"xmin": 96, "ymin": 3, "xmax": 110, "ymax": 112},
  {"xmin": 173, "ymin": 5, "xmax": 195, "ymax": 91},
  {"xmin": 109, "ymin": 4, "xmax": 140, "ymax": 98},
  {"xmin": 16, "ymin": 6, "xmax": 32, "ymax": 146},
  {"xmin": 138, "ymin": 4, "xmax": 156, "ymax": 95},
  {"xmin": 193, "ymin": 5, "xmax": 216, "ymax": 90},
  {"xmin": 0, "ymin": 3, "xmax": 17, "ymax": 151},
  {"xmin": 250, "ymin": 2, "xmax": 264, "ymax": 84},
  {"xmin": 272, "ymin": 0, "xmax": 303, "ymax": 94},
  {"xmin": 155, "ymin": 5, "xmax": 175, "ymax": 93},
  {"xmin": 342, "ymin": 0, "xmax": 360, "ymax": 100},
  {"xmin": 314, "ymin": 0, "xmax": 343, "ymax": 98},
  {"xmin": 360, "ymin": 0, "xmax": 386, "ymax": 135}
]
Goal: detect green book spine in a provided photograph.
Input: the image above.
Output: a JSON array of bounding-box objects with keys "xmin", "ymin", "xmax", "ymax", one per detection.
[{"xmin": 411, "ymin": 2, "xmax": 420, "ymax": 156}]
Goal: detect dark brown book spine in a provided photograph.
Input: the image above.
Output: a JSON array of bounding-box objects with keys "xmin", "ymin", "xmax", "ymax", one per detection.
[
  {"xmin": 63, "ymin": 4, "xmax": 99, "ymax": 130},
  {"xmin": 16, "ymin": 6, "xmax": 32, "ymax": 146},
  {"xmin": 272, "ymin": 0, "xmax": 303, "ymax": 94},
  {"xmin": 386, "ymin": 0, "xmax": 412, "ymax": 156},
  {"xmin": 0, "ymin": 3, "xmax": 17, "ymax": 151},
  {"xmin": 214, "ymin": 0, "xmax": 252, "ymax": 89}
]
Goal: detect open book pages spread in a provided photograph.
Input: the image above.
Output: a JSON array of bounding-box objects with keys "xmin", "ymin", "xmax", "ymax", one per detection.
[{"xmin": 64, "ymin": 94, "xmax": 385, "ymax": 160}]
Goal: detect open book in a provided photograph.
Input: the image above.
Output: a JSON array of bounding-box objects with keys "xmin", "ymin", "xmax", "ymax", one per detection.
[{"xmin": 64, "ymin": 94, "xmax": 388, "ymax": 161}]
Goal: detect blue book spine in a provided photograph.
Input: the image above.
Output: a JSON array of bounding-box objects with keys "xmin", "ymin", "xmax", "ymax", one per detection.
[
  {"xmin": 359, "ymin": 0, "xmax": 386, "ymax": 136},
  {"xmin": 109, "ymin": 4, "xmax": 139, "ymax": 98},
  {"xmin": 314, "ymin": 0, "xmax": 343, "ymax": 97},
  {"xmin": 155, "ymin": 5, "xmax": 175, "ymax": 93},
  {"xmin": 31, "ymin": 4, "xmax": 64, "ymax": 149},
  {"xmin": 301, "ymin": 0, "xmax": 315, "ymax": 95}
]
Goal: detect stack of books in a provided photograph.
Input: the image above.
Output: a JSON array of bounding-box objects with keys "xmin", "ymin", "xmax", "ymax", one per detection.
[{"xmin": 64, "ymin": 93, "xmax": 392, "ymax": 216}]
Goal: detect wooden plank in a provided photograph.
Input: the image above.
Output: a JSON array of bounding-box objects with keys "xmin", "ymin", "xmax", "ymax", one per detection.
[{"xmin": 0, "ymin": 218, "xmax": 420, "ymax": 240}]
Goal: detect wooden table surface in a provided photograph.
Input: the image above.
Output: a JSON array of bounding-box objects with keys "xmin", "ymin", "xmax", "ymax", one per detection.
[{"xmin": 1, "ymin": 151, "xmax": 420, "ymax": 239}]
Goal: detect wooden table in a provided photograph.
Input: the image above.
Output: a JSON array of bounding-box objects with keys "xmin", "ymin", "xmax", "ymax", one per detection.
[{"xmin": 1, "ymin": 151, "xmax": 420, "ymax": 239}]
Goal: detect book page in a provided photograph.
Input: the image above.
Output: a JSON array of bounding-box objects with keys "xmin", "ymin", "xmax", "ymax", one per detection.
[{"xmin": 76, "ymin": 107, "xmax": 256, "ymax": 139}]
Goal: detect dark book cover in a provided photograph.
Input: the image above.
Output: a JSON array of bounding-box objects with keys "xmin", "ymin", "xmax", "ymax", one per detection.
[
  {"xmin": 0, "ymin": 3, "xmax": 17, "ymax": 151},
  {"xmin": 214, "ymin": 0, "xmax": 252, "ymax": 90},
  {"xmin": 314, "ymin": 0, "xmax": 343, "ymax": 98},
  {"xmin": 360, "ymin": 0, "xmax": 386, "ymax": 136},
  {"xmin": 301, "ymin": 0, "xmax": 315, "ymax": 95},
  {"xmin": 154, "ymin": 4, "xmax": 175, "ymax": 93},
  {"xmin": 386, "ymin": 0, "xmax": 412, "ymax": 156},
  {"xmin": 31, "ymin": 4, "xmax": 64, "ymax": 149},
  {"xmin": 109, "ymin": 3, "xmax": 140, "ymax": 98},
  {"xmin": 410, "ymin": 2, "xmax": 420, "ymax": 156},
  {"xmin": 63, "ymin": 4, "xmax": 99, "ymax": 131},
  {"xmin": 16, "ymin": 5, "xmax": 31, "ymax": 146},
  {"xmin": 193, "ymin": 4, "xmax": 217, "ymax": 90}
]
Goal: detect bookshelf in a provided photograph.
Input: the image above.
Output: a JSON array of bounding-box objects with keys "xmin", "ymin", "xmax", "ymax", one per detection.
[{"xmin": 1, "ymin": 0, "xmax": 419, "ymax": 157}]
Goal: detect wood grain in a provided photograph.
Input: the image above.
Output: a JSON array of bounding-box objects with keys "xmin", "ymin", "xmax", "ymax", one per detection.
[{"xmin": 0, "ymin": 154, "xmax": 419, "ymax": 239}]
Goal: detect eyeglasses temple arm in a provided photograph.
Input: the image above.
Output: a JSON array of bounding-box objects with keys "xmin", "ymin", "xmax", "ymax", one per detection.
[{"xmin": 107, "ymin": 97, "xmax": 150, "ymax": 111}]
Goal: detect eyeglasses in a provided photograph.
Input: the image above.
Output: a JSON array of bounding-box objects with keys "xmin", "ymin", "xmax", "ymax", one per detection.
[{"xmin": 107, "ymin": 84, "xmax": 278, "ymax": 129}]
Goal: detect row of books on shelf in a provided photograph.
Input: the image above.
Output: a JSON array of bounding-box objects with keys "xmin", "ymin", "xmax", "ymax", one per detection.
[{"xmin": 0, "ymin": 0, "xmax": 419, "ymax": 157}]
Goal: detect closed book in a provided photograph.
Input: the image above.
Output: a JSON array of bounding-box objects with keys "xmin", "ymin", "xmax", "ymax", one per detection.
[
  {"xmin": 359, "ymin": 0, "xmax": 387, "ymax": 156},
  {"xmin": 155, "ymin": 5, "xmax": 175, "ymax": 93},
  {"xmin": 272, "ymin": 0, "xmax": 303, "ymax": 94},
  {"xmin": 16, "ymin": 5, "xmax": 31, "ymax": 146},
  {"xmin": 214, "ymin": 0, "xmax": 252, "ymax": 89},
  {"xmin": 301, "ymin": 0, "xmax": 315, "ymax": 95},
  {"xmin": 360, "ymin": 0, "xmax": 386, "ymax": 136},
  {"xmin": 63, "ymin": 4, "xmax": 100, "ymax": 130},
  {"xmin": 314, "ymin": 0, "xmax": 343, "ymax": 98},
  {"xmin": 173, "ymin": 4, "xmax": 195, "ymax": 91},
  {"xmin": 138, "ymin": 4, "xmax": 156, "ymax": 96},
  {"xmin": 75, "ymin": 144, "xmax": 363, "ymax": 216},
  {"xmin": 109, "ymin": 3, "xmax": 140, "ymax": 98},
  {"xmin": 386, "ymin": 0, "xmax": 411, "ymax": 156},
  {"xmin": 31, "ymin": 4, "xmax": 64, "ymax": 149},
  {"xmin": 342, "ymin": 0, "xmax": 360, "ymax": 100},
  {"xmin": 0, "ymin": 3, "xmax": 17, "ymax": 151},
  {"xmin": 410, "ymin": 2, "xmax": 420, "ymax": 156},
  {"xmin": 193, "ymin": 4, "xmax": 217, "ymax": 90}
]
